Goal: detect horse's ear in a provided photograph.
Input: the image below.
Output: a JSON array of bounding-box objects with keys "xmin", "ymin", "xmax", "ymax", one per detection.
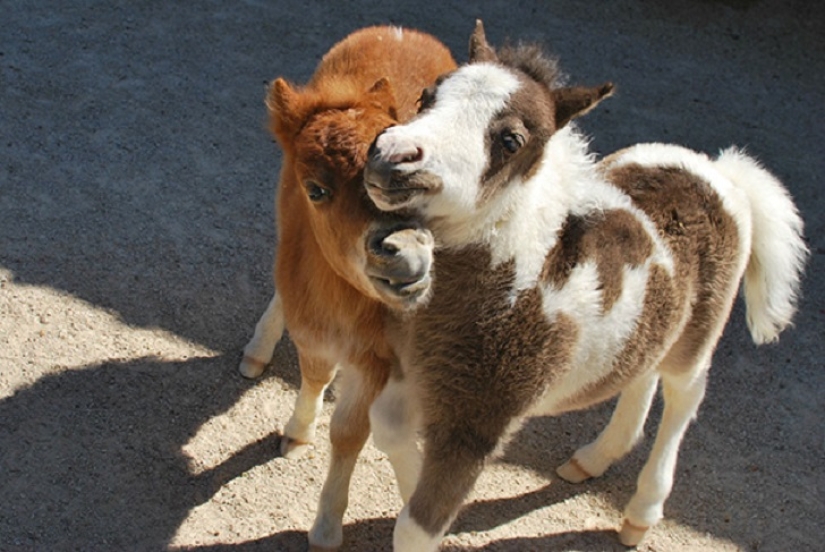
[
  {"xmin": 551, "ymin": 82, "xmax": 614, "ymax": 129},
  {"xmin": 266, "ymin": 77, "xmax": 302, "ymax": 137},
  {"xmin": 368, "ymin": 77, "xmax": 398, "ymax": 119},
  {"xmin": 469, "ymin": 19, "xmax": 497, "ymax": 63}
]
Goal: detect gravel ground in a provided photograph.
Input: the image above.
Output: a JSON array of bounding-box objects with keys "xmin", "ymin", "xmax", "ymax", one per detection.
[{"xmin": 1, "ymin": 1, "xmax": 823, "ymax": 551}]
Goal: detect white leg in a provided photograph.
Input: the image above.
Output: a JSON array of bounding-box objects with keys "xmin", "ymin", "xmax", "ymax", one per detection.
[
  {"xmin": 620, "ymin": 368, "xmax": 708, "ymax": 546},
  {"xmin": 557, "ymin": 371, "xmax": 660, "ymax": 483},
  {"xmin": 369, "ymin": 376, "xmax": 421, "ymax": 503},
  {"xmin": 239, "ymin": 291, "xmax": 285, "ymax": 378},
  {"xmin": 281, "ymin": 354, "xmax": 338, "ymax": 459},
  {"xmin": 393, "ymin": 505, "xmax": 442, "ymax": 552},
  {"xmin": 309, "ymin": 368, "xmax": 371, "ymax": 551}
]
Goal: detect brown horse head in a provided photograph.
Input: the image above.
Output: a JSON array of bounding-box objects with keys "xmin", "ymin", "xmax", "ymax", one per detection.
[{"xmin": 268, "ymin": 75, "xmax": 433, "ymax": 309}]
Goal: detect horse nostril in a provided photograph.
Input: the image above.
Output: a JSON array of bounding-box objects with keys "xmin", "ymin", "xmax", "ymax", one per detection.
[
  {"xmin": 388, "ymin": 147, "xmax": 423, "ymax": 165},
  {"xmin": 368, "ymin": 229, "xmax": 398, "ymax": 257}
]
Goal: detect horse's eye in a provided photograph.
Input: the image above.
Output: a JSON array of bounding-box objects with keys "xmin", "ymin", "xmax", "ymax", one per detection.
[
  {"xmin": 501, "ymin": 131, "xmax": 525, "ymax": 154},
  {"xmin": 305, "ymin": 181, "xmax": 331, "ymax": 203},
  {"xmin": 417, "ymin": 86, "xmax": 436, "ymax": 112}
]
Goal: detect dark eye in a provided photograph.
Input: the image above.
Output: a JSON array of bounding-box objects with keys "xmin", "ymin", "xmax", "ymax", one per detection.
[
  {"xmin": 501, "ymin": 131, "xmax": 525, "ymax": 154},
  {"xmin": 305, "ymin": 181, "xmax": 331, "ymax": 203},
  {"xmin": 417, "ymin": 86, "xmax": 436, "ymax": 112}
]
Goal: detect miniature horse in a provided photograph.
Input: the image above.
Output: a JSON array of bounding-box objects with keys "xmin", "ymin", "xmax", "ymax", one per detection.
[
  {"xmin": 364, "ymin": 21, "xmax": 807, "ymax": 551},
  {"xmin": 239, "ymin": 26, "xmax": 455, "ymax": 550}
]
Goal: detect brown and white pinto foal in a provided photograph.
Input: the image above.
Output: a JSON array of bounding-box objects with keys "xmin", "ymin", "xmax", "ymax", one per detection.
[
  {"xmin": 239, "ymin": 26, "xmax": 455, "ymax": 550},
  {"xmin": 364, "ymin": 22, "xmax": 808, "ymax": 550}
]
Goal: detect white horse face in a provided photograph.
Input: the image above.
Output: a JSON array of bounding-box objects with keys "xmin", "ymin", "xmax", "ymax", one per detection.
[
  {"xmin": 364, "ymin": 63, "xmax": 524, "ymax": 220},
  {"xmin": 364, "ymin": 49, "xmax": 613, "ymax": 232}
]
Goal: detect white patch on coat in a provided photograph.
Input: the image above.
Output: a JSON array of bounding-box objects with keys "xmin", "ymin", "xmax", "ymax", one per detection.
[
  {"xmin": 485, "ymin": 128, "xmax": 591, "ymax": 295},
  {"xmin": 531, "ymin": 260, "xmax": 650, "ymax": 415}
]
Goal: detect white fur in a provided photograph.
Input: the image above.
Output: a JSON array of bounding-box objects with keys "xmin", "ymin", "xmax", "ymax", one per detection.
[
  {"xmin": 239, "ymin": 291, "xmax": 285, "ymax": 377},
  {"xmin": 308, "ymin": 367, "xmax": 366, "ymax": 550},
  {"xmin": 369, "ymin": 377, "xmax": 422, "ymax": 503},
  {"xmin": 568, "ymin": 370, "xmax": 661, "ymax": 478},
  {"xmin": 714, "ymin": 147, "xmax": 807, "ymax": 343},
  {"xmin": 393, "ymin": 506, "xmax": 443, "ymax": 552},
  {"xmin": 534, "ymin": 263, "xmax": 650, "ymax": 415},
  {"xmin": 375, "ymin": 63, "xmax": 521, "ymax": 240}
]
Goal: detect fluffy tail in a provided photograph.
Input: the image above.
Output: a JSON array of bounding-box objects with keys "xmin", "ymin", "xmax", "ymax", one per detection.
[{"xmin": 714, "ymin": 147, "xmax": 808, "ymax": 344}]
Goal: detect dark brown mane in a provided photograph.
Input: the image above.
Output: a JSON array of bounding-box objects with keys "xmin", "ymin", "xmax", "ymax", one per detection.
[{"xmin": 497, "ymin": 42, "xmax": 565, "ymax": 90}]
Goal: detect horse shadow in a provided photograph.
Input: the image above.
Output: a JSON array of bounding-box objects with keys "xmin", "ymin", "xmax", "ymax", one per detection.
[
  {"xmin": 0, "ymin": 349, "xmax": 301, "ymax": 551},
  {"xmin": 0, "ymin": 343, "xmax": 630, "ymax": 552}
]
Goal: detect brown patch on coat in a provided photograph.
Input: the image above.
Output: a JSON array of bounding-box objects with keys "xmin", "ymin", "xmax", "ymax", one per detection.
[
  {"xmin": 473, "ymin": 44, "xmax": 611, "ymax": 206},
  {"xmin": 542, "ymin": 210, "xmax": 654, "ymax": 312},
  {"xmin": 607, "ymin": 162, "xmax": 742, "ymax": 371},
  {"xmin": 479, "ymin": 77, "xmax": 556, "ymax": 204},
  {"xmin": 402, "ymin": 246, "xmax": 578, "ymax": 534},
  {"xmin": 546, "ymin": 162, "xmax": 742, "ymax": 410}
]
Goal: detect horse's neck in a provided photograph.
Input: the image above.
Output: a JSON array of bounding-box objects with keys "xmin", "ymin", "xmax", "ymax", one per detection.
[
  {"xmin": 486, "ymin": 127, "xmax": 600, "ymax": 256},
  {"xmin": 467, "ymin": 127, "xmax": 628, "ymax": 294}
]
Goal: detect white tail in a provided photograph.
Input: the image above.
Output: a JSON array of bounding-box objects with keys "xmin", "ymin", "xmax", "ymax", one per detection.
[{"xmin": 714, "ymin": 148, "xmax": 808, "ymax": 344}]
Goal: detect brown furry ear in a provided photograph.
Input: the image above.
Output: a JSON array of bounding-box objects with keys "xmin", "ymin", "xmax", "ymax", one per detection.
[
  {"xmin": 469, "ymin": 19, "xmax": 497, "ymax": 63},
  {"xmin": 367, "ymin": 77, "xmax": 398, "ymax": 120},
  {"xmin": 266, "ymin": 77, "xmax": 303, "ymax": 138},
  {"xmin": 551, "ymin": 82, "xmax": 614, "ymax": 128}
]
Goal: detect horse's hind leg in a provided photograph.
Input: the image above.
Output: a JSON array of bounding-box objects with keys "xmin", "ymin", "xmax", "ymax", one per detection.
[
  {"xmin": 620, "ymin": 366, "xmax": 708, "ymax": 546},
  {"xmin": 281, "ymin": 350, "xmax": 337, "ymax": 458},
  {"xmin": 309, "ymin": 366, "xmax": 380, "ymax": 551},
  {"xmin": 370, "ymin": 374, "xmax": 422, "ymax": 503},
  {"xmin": 239, "ymin": 291, "xmax": 285, "ymax": 378},
  {"xmin": 557, "ymin": 370, "xmax": 659, "ymax": 483}
]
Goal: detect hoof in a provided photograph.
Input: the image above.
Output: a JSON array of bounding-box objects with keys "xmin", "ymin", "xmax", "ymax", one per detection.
[
  {"xmin": 239, "ymin": 355, "xmax": 267, "ymax": 379},
  {"xmin": 308, "ymin": 519, "xmax": 343, "ymax": 552},
  {"xmin": 556, "ymin": 457, "xmax": 593, "ymax": 484},
  {"xmin": 280, "ymin": 435, "xmax": 311, "ymax": 459},
  {"xmin": 618, "ymin": 519, "xmax": 649, "ymax": 547}
]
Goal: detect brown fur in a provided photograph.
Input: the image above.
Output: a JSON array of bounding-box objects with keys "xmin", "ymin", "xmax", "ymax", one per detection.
[
  {"xmin": 265, "ymin": 25, "xmax": 455, "ymax": 547},
  {"xmin": 400, "ymin": 158, "xmax": 742, "ymax": 536},
  {"xmin": 480, "ymin": 78, "xmax": 557, "ymax": 202},
  {"xmin": 273, "ymin": 26, "xmax": 454, "ymax": 371},
  {"xmin": 542, "ymin": 210, "xmax": 654, "ymax": 312},
  {"xmin": 399, "ymin": 247, "xmax": 580, "ymax": 534},
  {"xmin": 605, "ymin": 162, "xmax": 742, "ymax": 372}
]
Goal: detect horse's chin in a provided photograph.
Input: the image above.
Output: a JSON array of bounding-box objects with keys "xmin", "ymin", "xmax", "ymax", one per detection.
[
  {"xmin": 370, "ymin": 274, "xmax": 432, "ymax": 311},
  {"xmin": 365, "ymin": 184, "xmax": 423, "ymax": 212},
  {"xmin": 363, "ymin": 166, "xmax": 442, "ymax": 213}
]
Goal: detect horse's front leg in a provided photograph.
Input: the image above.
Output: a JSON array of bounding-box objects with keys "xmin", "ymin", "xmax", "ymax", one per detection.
[
  {"xmin": 309, "ymin": 366, "xmax": 381, "ymax": 551},
  {"xmin": 281, "ymin": 350, "xmax": 337, "ymax": 458},
  {"xmin": 239, "ymin": 291, "xmax": 285, "ymax": 378},
  {"xmin": 393, "ymin": 420, "xmax": 499, "ymax": 552}
]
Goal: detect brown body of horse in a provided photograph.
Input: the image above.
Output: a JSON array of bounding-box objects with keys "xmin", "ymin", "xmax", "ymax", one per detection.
[{"xmin": 239, "ymin": 26, "xmax": 455, "ymax": 550}]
